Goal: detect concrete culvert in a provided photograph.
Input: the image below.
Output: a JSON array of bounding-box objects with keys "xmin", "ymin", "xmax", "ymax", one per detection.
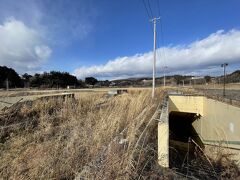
[
  {"xmin": 168, "ymin": 111, "xmax": 204, "ymax": 170},
  {"xmin": 157, "ymin": 94, "xmax": 240, "ymax": 179},
  {"xmin": 169, "ymin": 111, "xmax": 203, "ymax": 149}
]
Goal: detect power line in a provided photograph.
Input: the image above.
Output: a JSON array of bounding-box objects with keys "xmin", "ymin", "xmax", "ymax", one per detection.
[
  {"xmin": 144, "ymin": 0, "xmax": 162, "ymax": 72},
  {"xmin": 142, "ymin": 0, "xmax": 154, "ymax": 32},
  {"xmin": 157, "ymin": 0, "xmax": 161, "ymax": 17},
  {"xmin": 160, "ymin": 19, "xmax": 167, "ymax": 68},
  {"xmin": 142, "ymin": 0, "xmax": 152, "ymax": 19},
  {"xmin": 156, "ymin": 0, "xmax": 168, "ymax": 80},
  {"xmin": 147, "ymin": 0, "xmax": 154, "ymax": 18},
  {"xmin": 142, "ymin": 0, "xmax": 170, "ymax": 83}
]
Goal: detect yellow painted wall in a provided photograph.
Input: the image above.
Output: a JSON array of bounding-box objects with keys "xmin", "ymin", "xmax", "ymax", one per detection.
[
  {"xmin": 201, "ymin": 98, "xmax": 240, "ymax": 150},
  {"xmin": 169, "ymin": 96, "xmax": 204, "ymax": 115},
  {"xmin": 169, "ymin": 95, "xmax": 240, "ymax": 150},
  {"xmin": 158, "ymin": 101, "xmax": 169, "ymax": 167},
  {"xmin": 158, "ymin": 95, "xmax": 240, "ymax": 167}
]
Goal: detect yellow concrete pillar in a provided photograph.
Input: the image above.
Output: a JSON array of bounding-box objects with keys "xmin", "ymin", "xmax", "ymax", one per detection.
[{"xmin": 158, "ymin": 101, "xmax": 169, "ymax": 167}]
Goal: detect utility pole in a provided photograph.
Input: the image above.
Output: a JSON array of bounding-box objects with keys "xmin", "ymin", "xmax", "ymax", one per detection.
[
  {"xmin": 163, "ymin": 66, "xmax": 167, "ymax": 87},
  {"xmin": 150, "ymin": 17, "xmax": 160, "ymax": 99},
  {"xmin": 6, "ymin": 78, "xmax": 9, "ymax": 91},
  {"xmin": 221, "ymin": 63, "xmax": 228, "ymax": 97}
]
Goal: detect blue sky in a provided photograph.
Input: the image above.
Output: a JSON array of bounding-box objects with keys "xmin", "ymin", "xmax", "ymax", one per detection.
[{"xmin": 0, "ymin": 0, "xmax": 240, "ymax": 79}]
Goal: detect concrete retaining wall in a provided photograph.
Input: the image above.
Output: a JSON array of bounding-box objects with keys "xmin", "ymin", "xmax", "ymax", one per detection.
[
  {"xmin": 200, "ymin": 98, "xmax": 240, "ymax": 150},
  {"xmin": 169, "ymin": 95, "xmax": 240, "ymax": 150},
  {"xmin": 158, "ymin": 95, "xmax": 240, "ymax": 167}
]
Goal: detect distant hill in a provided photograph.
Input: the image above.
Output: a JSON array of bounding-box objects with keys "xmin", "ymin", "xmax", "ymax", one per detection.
[
  {"xmin": 111, "ymin": 75, "xmax": 195, "ymax": 87},
  {"xmin": 215, "ymin": 70, "xmax": 240, "ymax": 83},
  {"xmin": 111, "ymin": 70, "xmax": 240, "ymax": 86},
  {"xmin": 1, "ymin": 65, "xmax": 240, "ymax": 88},
  {"xmin": 226, "ymin": 70, "xmax": 240, "ymax": 83}
]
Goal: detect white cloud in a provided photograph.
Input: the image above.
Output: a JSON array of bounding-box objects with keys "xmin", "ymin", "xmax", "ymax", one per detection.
[
  {"xmin": 74, "ymin": 29, "xmax": 240, "ymax": 79},
  {"xmin": 0, "ymin": 18, "xmax": 52, "ymax": 73},
  {"xmin": 35, "ymin": 46, "xmax": 51, "ymax": 60},
  {"xmin": 0, "ymin": 0, "xmax": 98, "ymax": 48}
]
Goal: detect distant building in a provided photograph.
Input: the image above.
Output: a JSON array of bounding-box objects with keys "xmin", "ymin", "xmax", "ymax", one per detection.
[
  {"xmin": 67, "ymin": 85, "xmax": 76, "ymax": 89},
  {"xmin": 190, "ymin": 77, "xmax": 206, "ymax": 85},
  {"xmin": 142, "ymin": 79, "xmax": 152, "ymax": 86},
  {"xmin": 109, "ymin": 82, "xmax": 116, "ymax": 87},
  {"xmin": 166, "ymin": 77, "xmax": 177, "ymax": 86}
]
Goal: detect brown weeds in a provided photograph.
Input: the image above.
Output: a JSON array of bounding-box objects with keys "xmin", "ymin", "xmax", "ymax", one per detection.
[
  {"xmin": 0, "ymin": 89, "xmax": 165, "ymax": 179},
  {"xmin": 0, "ymin": 88, "xmax": 239, "ymax": 179}
]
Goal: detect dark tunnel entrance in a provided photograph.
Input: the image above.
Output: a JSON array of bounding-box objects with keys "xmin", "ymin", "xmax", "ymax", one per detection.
[
  {"xmin": 169, "ymin": 111, "xmax": 203, "ymax": 145},
  {"xmin": 169, "ymin": 111, "xmax": 204, "ymax": 170}
]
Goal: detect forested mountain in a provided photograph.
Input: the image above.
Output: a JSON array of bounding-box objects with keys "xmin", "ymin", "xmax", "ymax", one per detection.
[{"xmin": 226, "ymin": 70, "xmax": 240, "ymax": 83}]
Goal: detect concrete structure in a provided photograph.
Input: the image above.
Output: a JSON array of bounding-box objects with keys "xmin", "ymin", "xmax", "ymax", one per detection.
[
  {"xmin": 158, "ymin": 98, "xmax": 169, "ymax": 167},
  {"xmin": 107, "ymin": 89, "xmax": 128, "ymax": 97},
  {"xmin": 169, "ymin": 96, "xmax": 204, "ymax": 115},
  {"xmin": 158, "ymin": 94, "xmax": 240, "ymax": 167},
  {"xmin": 0, "ymin": 93, "xmax": 74, "ymax": 111}
]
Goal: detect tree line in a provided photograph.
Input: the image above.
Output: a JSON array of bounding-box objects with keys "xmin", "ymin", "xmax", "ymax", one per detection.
[
  {"xmin": 0, "ymin": 66, "xmax": 22, "ymax": 88},
  {"xmin": 0, "ymin": 66, "xmax": 100, "ymax": 89},
  {"xmin": 2, "ymin": 65, "xmax": 239, "ymax": 89}
]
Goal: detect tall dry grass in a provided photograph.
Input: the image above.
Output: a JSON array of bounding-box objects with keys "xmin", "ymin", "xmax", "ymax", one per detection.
[
  {"xmin": 1, "ymin": 88, "xmax": 239, "ymax": 179},
  {"xmin": 0, "ymin": 89, "xmax": 169, "ymax": 179}
]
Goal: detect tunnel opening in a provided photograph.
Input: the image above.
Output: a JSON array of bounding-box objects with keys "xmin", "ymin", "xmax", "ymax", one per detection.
[
  {"xmin": 169, "ymin": 111, "xmax": 203, "ymax": 145},
  {"xmin": 164, "ymin": 95, "xmax": 240, "ymax": 179},
  {"xmin": 169, "ymin": 111, "xmax": 204, "ymax": 172}
]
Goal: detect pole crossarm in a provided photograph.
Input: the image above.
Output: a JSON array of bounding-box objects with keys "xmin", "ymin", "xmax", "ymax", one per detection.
[{"xmin": 150, "ymin": 17, "xmax": 161, "ymax": 22}]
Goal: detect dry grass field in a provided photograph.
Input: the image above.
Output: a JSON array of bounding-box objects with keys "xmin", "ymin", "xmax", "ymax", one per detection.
[
  {"xmin": 0, "ymin": 89, "xmax": 169, "ymax": 179},
  {"xmin": 0, "ymin": 88, "xmax": 239, "ymax": 179}
]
